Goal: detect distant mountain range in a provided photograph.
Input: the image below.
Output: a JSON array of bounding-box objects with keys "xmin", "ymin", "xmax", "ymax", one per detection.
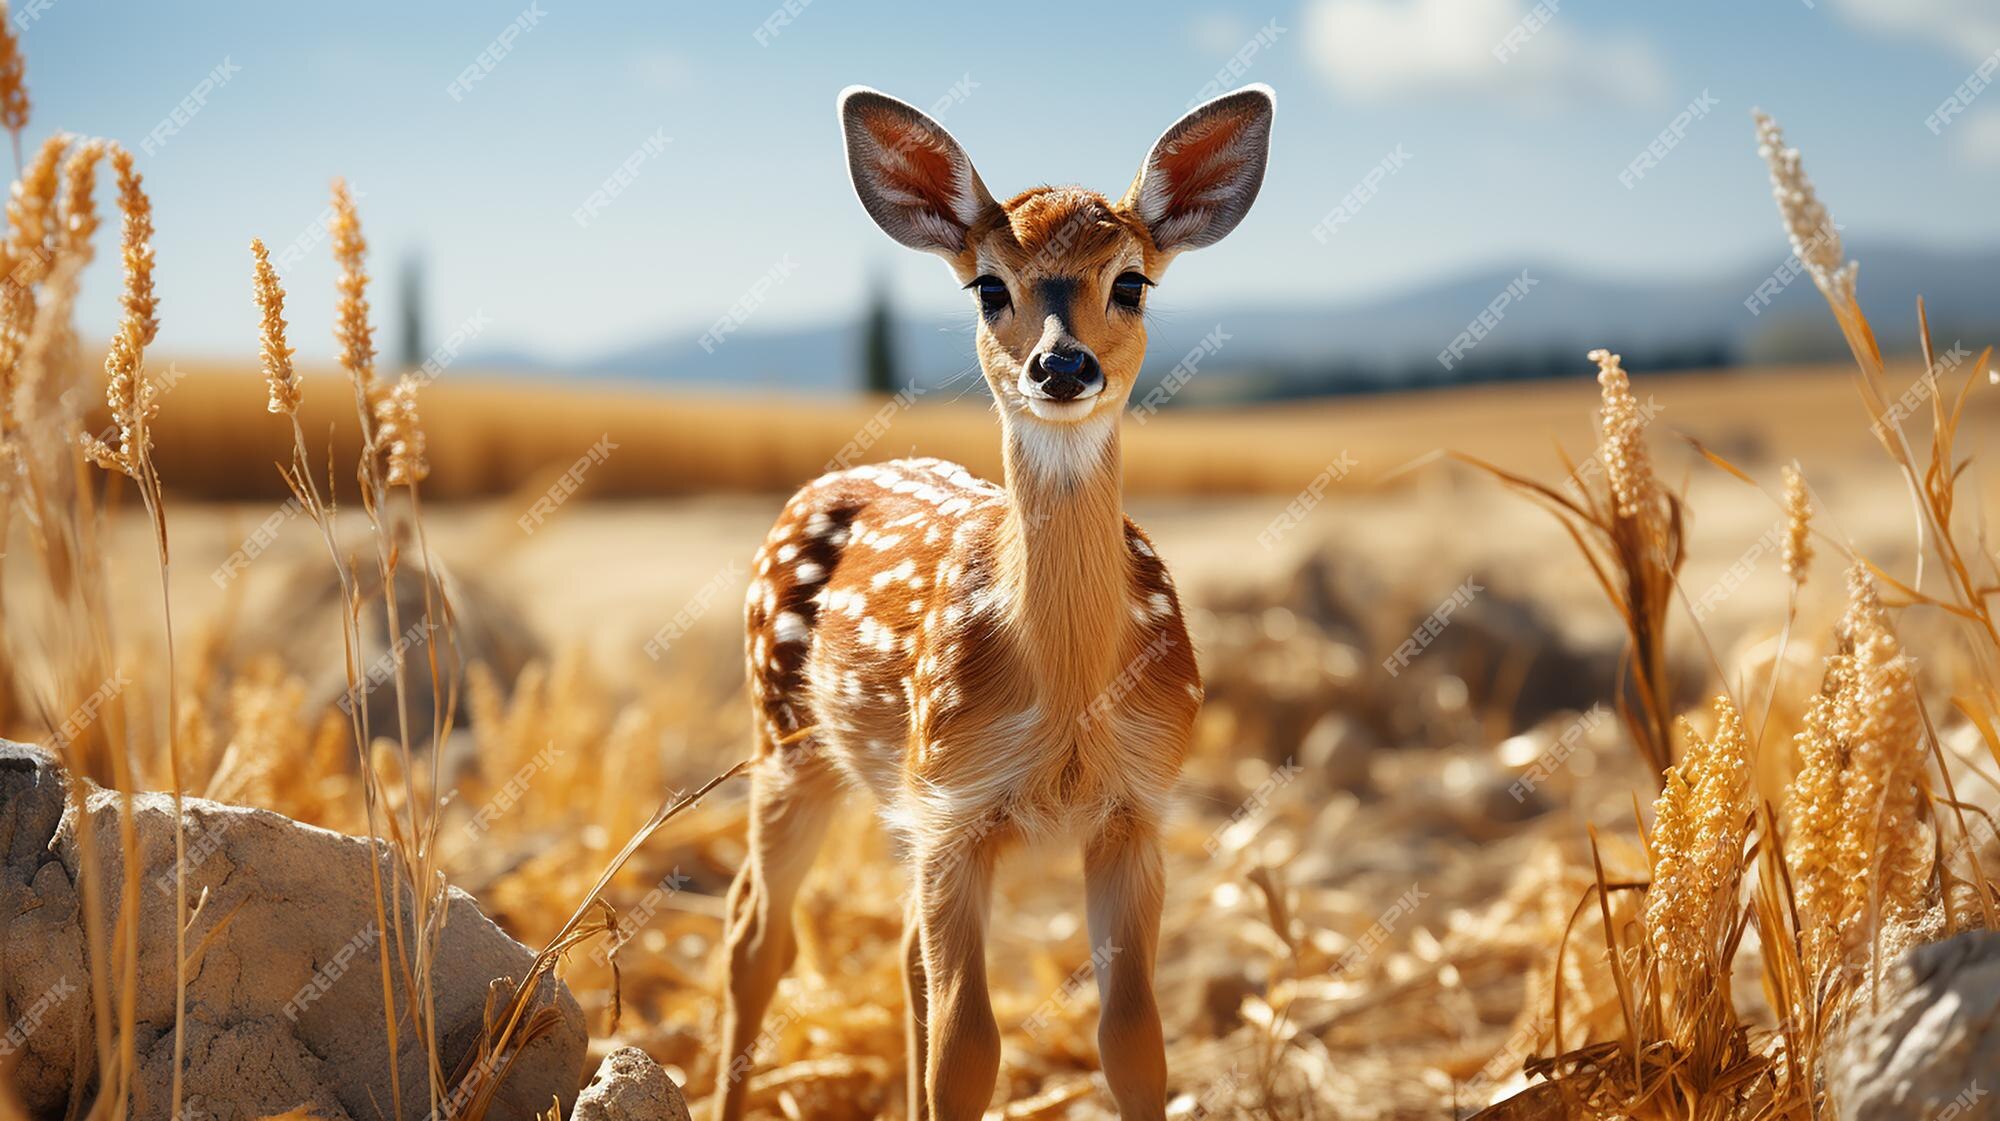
[{"xmin": 470, "ymin": 242, "xmax": 2000, "ymax": 403}]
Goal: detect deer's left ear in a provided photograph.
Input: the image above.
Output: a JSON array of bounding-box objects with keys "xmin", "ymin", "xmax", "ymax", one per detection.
[{"xmin": 1125, "ymin": 85, "xmax": 1274, "ymax": 256}]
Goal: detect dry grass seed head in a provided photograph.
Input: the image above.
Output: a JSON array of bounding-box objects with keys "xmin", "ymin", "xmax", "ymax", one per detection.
[
  {"xmin": 1590, "ymin": 348, "xmax": 1658, "ymax": 524},
  {"xmin": 1786, "ymin": 566, "xmax": 1933, "ymax": 978},
  {"xmin": 57, "ymin": 138, "xmax": 104, "ymax": 262},
  {"xmin": 249, "ymin": 238, "xmax": 299, "ymax": 415},
  {"xmin": 329, "ymin": 177, "xmax": 375, "ymax": 393},
  {"xmin": 1833, "ymin": 568, "xmax": 1929, "ymax": 937},
  {"xmin": 1753, "ymin": 111, "xmax": 1857, "ymax": 303},
  {"xmin": 1780, "ymin": 464, "xmax": 1811, "ymax": 587},
  {"xmin": 374, "ymin": 374, "xmax": 429, "ymax": 486},
  {"xmin": 84, "ymin": 146, "xmax": 158, "ymax": 476},
  {"xmin": 110, "ymin": 146, "xmax": 156, "ymax": 345},
  {"xmin": 0, "ymin": 4, "xmax": 27, "ymax": 139},
  {"xmin": 1786, "ymin": 686, "xmax": 1846, "ymax": 971},
  {"xmin": 1645, "ymin": 696, "xmax": 1752, "ymax": 979},
  {"xmin": 5, "ymin": 132, "xmax": 65, "ymax": 263},
  {"xmin": 0, "ymin": 134, "xmax": 67, "ymax": 410},
  {"xmin": 5, "ymin": 138, "xmax": 101, "ymax": 433}
]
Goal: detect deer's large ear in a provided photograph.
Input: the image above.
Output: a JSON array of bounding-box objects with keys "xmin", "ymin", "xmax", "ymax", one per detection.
[
  {"xmin": 839, "ymin": 86, "xmax": 997, "ymax": 258},
  {"xmin": 1125, "ymin": 85, "xmax": 1274, "ymax": 256}
]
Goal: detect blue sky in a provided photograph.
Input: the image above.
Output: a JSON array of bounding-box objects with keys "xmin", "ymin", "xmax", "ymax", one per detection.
[{"xmin": 27, "ymin": 0, "xmax": 2000, "ymax": 365}]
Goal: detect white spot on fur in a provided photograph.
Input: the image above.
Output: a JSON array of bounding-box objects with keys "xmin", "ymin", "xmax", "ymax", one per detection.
[
  {"xmin": 774, "ymin": 611, "xmax": 809, "ymax": 645},
  {"xmin": 857, "ymin": 616, "xmax": 897, "ymax": 653},
  {"xmin": 871, "ymin": 558, "xmax": 917, "ymax": 588}
]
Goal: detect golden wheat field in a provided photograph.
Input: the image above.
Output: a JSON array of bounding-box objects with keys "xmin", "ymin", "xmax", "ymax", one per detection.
[{"xmin": 10, "ymin": 8, "xmax": 2000, "ymax": 1121}]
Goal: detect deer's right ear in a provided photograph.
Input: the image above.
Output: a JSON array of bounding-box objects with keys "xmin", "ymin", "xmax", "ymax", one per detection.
[{"xmin": 839, "ymin": 86, "xmax": 997, "ymax": 258}]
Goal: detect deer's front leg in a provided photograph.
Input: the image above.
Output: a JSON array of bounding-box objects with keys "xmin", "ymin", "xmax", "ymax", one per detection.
[
  {"xmin": 902, "ymin": 892, "xmax": 930, "ymax": 1121},
  {"xmin": 918, "ymin": 834, "xmax": 1001, "ymax": 1121},
  {"xmin": 1085, "ymin": 816, "xmax": 1168, "ymax": 1120}
]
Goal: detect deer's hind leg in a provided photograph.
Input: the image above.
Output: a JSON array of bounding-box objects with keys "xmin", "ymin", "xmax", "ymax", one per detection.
[{"xmin": 712, "ymin": 752, "xmax": 838, "ymax": 1121}]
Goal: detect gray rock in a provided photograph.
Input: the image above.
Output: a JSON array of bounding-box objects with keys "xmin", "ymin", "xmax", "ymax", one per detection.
[
  {"xmin": 1830, "ymin": 930, "xmax": 2000, "ymax": 1120},
  {"xmin": 0, "ymin": 741, "xmax": 87, "ymax": 1113},
  {"xmin": 0, "ymin": 739, "xmax": 66, "ymax": 876},
  {"xmin": 0, "ymin": 740, "xmax": 587, "ymax": 1121},
  {"xmin": 134, "ymin": 1015, "xmax": 355, "ymax": 1121},
  {"xmin": 573, "ymin": 1047, "xmax": 691, "ymax": 1121}
]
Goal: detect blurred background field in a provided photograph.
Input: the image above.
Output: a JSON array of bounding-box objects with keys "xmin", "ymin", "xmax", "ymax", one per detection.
[{"xmin": 15, "ymin": 348, "xmax": 1991, "ymax": 1117}]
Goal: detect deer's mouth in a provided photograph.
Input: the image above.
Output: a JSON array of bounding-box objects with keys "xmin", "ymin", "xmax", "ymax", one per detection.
[
  {"xmin": 1016, "ymin": 370, "xmax": 1104, "ymax": 422},
  {"xmin": 1021, "ymin": 392, "xmax": 1102, "ymax": 423}
]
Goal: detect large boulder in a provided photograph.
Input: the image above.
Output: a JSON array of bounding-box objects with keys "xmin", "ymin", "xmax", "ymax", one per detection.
[
  {"xmin": 1831, "ymin": 930, "xmax": 2000, "ymax": 1120},
  {"xmin": 0, "ymin": 741, "xmax": 587, "ymax": 1121},
  {"xmin": 572, "ymin": 1047, "xmax": 690, "ymax": 1121}
]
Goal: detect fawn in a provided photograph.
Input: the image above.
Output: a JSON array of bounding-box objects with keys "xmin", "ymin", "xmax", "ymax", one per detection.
[{"xmin": 713, "ymin": 83, "xmax": 1274, "ymax": 1121}]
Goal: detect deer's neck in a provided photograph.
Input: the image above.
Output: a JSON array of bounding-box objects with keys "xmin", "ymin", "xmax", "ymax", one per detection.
[{"xmin": 995, "ymin": 412, "xmax": 1130, "ymax": 706}]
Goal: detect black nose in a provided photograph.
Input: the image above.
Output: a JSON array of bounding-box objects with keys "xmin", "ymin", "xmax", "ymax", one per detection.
[{"xmin": 1028, "ymin": 348, "xmax": 1102, "ymax": 401}]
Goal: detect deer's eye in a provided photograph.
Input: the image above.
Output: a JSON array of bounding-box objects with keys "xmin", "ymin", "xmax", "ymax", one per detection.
[
  {"xmin": 967, "ymin": 274, "xmax": 1010, "ymax": 317},
  {"xmin": 1111, "ymin": 271, "xmax": 1152, "ymax": 312}
]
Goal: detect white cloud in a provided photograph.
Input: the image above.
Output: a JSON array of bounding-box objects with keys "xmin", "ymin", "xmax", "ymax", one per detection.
[
  {"xmin": 1953, "ymin": 108, "xmax": 2000, "ymax": 166},
  {"xmin": 1826, "ymin": 0, "xmax": 2000, "ymax": 63},
  {"xmin": 1302, "ymin": 0, "xmax": 1668, "ymax": 107}
]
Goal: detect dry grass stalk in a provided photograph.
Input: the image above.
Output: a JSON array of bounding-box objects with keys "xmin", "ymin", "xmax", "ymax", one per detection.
[
  {"xmin": 0, "ymin": 123, "xmax": 141, "ymax": 1116},
  {"xmin": 76, "ymin": 139, "xmax": 190, "ymax": 1120},
  {"xmin": 0, "ymin": 121, "xmax": 194, "ymax": 1119},
  {"xmin": 1753, "ymin": 113, "xmax": 2000, "ymax": 665},
  {"xmin": 255, "ymin": 184, "xmax": 437, "ymax": 1119},
  {"xmin": 1454, "ymin": 350, "xmax": 1685, "ymax": 781},
  {"xmin": 1750, "ymin": 112, "xmax": 1997, "ymax": 937}
]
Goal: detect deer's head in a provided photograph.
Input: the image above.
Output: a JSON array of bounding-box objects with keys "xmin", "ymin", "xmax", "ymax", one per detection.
[{"xmin": 839, "ymin": 85, "xmax": 1273, "ymax": 429}]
